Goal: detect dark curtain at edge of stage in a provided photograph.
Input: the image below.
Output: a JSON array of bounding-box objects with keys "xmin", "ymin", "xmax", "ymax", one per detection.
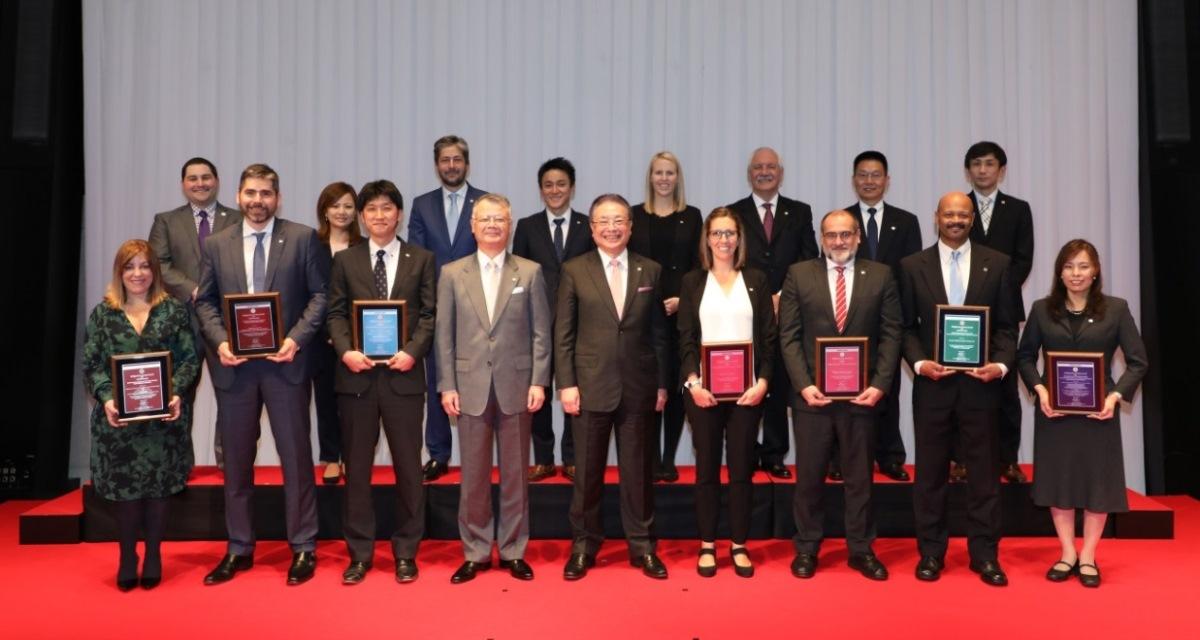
[{"xmin": 0, "ymin": 0, "xmax": 83, "ymax": 498}]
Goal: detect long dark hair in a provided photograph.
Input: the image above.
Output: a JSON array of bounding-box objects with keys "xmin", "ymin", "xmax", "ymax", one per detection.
[{"xmin": 1047, "ymin": 238, "xmax": 1107, "ymax": 321}]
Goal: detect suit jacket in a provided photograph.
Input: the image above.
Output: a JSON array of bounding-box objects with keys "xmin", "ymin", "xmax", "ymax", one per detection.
[
  {"xmin": 326, "ymin": 239, "xmax": 436, "ymax": 396},
  {"xmin": 511, "ymin": 209, "xmax": 594, "ymax": 318},
  {"xmin": 406, "ymin": 184, "xmax": 488, "ymax": 273},
  {"xmin": 627, "ymin": 204, "xmax": 704, "ymax": 299},
  {"xmin": 898, "ymin": 243, "xmax": 1018, "ymax": 410},
  {"xmin": 778, "ymin": 258, "xmax": 902, "ymax": 414},
  {"xmin": 436, "ymin": 252, "xmax": 552, "ymax": 416},
  {"xmin": 969, "ymin": 190, "xmax": 1034, "ymax": 316},
  {"xmin": 555, "ymin": 250, "xmax": 670, "ymax": 412},
  {"xmin": 727, "ymin": 195, "xmax": 819, "ymax": 293},
  {"xmin": 149, "ymin": 202, "xmax": 240, "ymax": 302},
  {"xmin": 844, "ymin": 202, "xmax": 923, "ymax": 276},
  {"xmin": 1016, "ymin": 296, "xmax": 1148, "ymax": 400},
  {"xmin": 676, "ymin": 267, "xmax": 777, "ymax": 387},
  {"xmin": 194, "ymin": 218, "xmax": 330, "ymax": 390}
]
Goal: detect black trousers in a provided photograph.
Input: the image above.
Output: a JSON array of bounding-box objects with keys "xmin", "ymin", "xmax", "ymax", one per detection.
[
  {"xmin": 653, "ymin": 321, "xmax": 686, "ymax": 469},
  {"xmin": 685, "ymin": 396, "xmax": 761, "ymax": 544},
  {"xmin": 792, "ymin": 404, "xmax": 877, "ymax": 555},
  {"xmin": 756, "ymin": 343, "xmax": 792, "ymax": 467},
  {"xmin": 830, "ymin": 373, "xmax": 906, "ymax": 469},
  {"xmin": 311, "ymin": 339, "xmax": 342, "ymax": 463},
  {"xmin": 531, "ymin": 364, "xmax": 574, "ymax": 465},
  {"xmin": 996, "ymin": 372, "xmax": 1022, "ymax": 465}
]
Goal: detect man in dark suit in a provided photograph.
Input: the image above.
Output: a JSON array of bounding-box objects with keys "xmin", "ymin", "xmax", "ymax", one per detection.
[
  {"xmin": 727, "ymin": 147, "xmax": 819, "ymax": 479},
  {"xmin": 837, "ymin": 150, "xmax": 923, "ymax": 482},
  {"xmin": 148, "ymin": 157, "xmax": 240, "ymax": 466},
  {"xmin": 437, "ymin": 194, "xmax": 552, "ymax": 584},
  {"xmin": 899, "ymin": 192, "xmax": 1018, "ymax": 587},
  {"xmin": 779, "ymin": 210, "xmax": 902, "ymax": 581},
  {"xmin": 964, "ymin": 141, "xmax": 1034, "ymax": 484},
  {"xmin": 512, "ymin": 157, "xmax": 594, "ymax": 482},
  {"xmin": 556, "ymin": 194, "xmax": 670, "ymax": 580},
  {"xmin": 194, "ymin": 164, "xmax": 329, "ymax": 586},
  {"xmin": 326, "ymin": 180, "xmax": 435, "ymax": 585},
  {"xmin": 407, "ymin": 135, "xmax": 489, "ymax": 481}
]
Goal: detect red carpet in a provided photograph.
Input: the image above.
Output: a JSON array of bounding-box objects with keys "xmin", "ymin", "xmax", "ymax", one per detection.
[{"xmin": 5, "ymin": 496, "xmax": 1198, "ymax": 639}]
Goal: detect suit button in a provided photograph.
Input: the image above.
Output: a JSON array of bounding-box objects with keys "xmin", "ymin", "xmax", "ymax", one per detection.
[
  {"xmin": 765, "ymin": 251, "xmax": 772, "ymax": 257},
  {"xmin": 671, "ymin": 266, "xmax": 677, "ymax": 270},
  {"xmin": 486, "ymin": 361, "xmax": 492, "ymax": 367}
]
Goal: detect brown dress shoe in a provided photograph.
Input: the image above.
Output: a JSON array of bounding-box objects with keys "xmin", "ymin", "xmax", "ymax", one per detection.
[
  {"xmin": 528, "ymin": 464, "xmax": 557, "ymax": 482},
  {"xmin": 1001, "ymin": 463, "xmax": 1027, "ymax": 483},
  {"xmin": 949, "ymin": 462, "xmax": 967, "ymax": 483}
]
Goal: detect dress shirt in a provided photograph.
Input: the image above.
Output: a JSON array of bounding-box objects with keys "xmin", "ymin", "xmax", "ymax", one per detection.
[
  {"xmin": 546, "ymin": 208, "xmax": 572, "ymax": 245},
  {"xmin": 443, "ymin": 184, "xmax": 469, "ymax": 239},
  {"xmin": 477, "ymin": 250, "xmax": 507, "ymax": 322},
  {"xmin": 859, "ymin": 200, "xmax": 885, "ymax": 231},
  {"xmin": 826, "ymin": 256, "xmax": 857, "ymax": 315},
  {"xmin": 973, "ymin": 189, "xmax": 998, "ymax": 234},
  {"xmin": 191, "ymin": 202, "xmax": 217, "ymax": 233},
  {"xmin": 698, "ymin": 271, "xmax": 753, "ymax": 343},
  {"xmin": 751, "ymin": 192, "xmax": 780, "ymax": 226},
  {"xmin": 368, "ymin": 236, "xmax": 403, "ymax": 294},
  {"xmin": 242, "ymin": 217, "xmax": 276, "ymax": 293}
]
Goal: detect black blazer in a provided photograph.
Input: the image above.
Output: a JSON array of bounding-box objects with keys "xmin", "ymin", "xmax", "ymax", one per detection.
[
  {"xmin": 627, "ymin": 204, "xmax": 703, "ymax": 299},
  {"xmin": 511, "ymin": 209, "xmax": 594, "ymax": 318},
  {"xmin": 844, "ymin": 202, "xmax": 923, "ymax": 275},
  {"xmin": 1016, "ymin": 296, "xmax": 1148, "ymax": 400},
  {"xmin": 898, "ymin": 243, "xmax": 1019, "ymax": 410},
  {"xmin": 968, "ymin": 190, "xmax": 1034, "ymax": 315},
  {"xmin": 778, "ymin": 258, "xmax": 902, "ymax": 414},
  {"xmin": 325, "ymin": 239, "xmax": 437, "ymax": 396},
  {"xmin": 676, "ymin": 267, "xmax": 777, "ymax": 388},
  {"xmin": 727, "ymin": 195, "xmax": 819, "ymax": 293},
  {"xmin": 554, "ymin": 250, "xmax": 670, "ymax": 412}
]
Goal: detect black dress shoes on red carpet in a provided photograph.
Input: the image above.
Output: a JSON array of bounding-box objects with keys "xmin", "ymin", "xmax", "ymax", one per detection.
[
  {"xmin": 286, "ymin": 551, "xmax": 316, "ymax": 585},
  {"xmin": 915, "ymin": 555, "xmax": 943, "ymax": 582},
  {"xmin": 500, "ymin": 558, "xmax": 535, "ymax": 580},
  {"xmin": 422, "ymin": 460, "xmax": 448, "ymax": 482},
  {"xmin": 563, "ymin": 553, "xmax": 595, "ymax": 580},
  {"xmin": 450, "ymin": 560, "xmax": 491, "ymax": 584},
  {"xmin": 631, "ymin": 553, "xmax": 668, "ymax": 579},
  {"xmin": 395, "ymin": 558, "xmax": 419, "ymax": 583},
  {"xmin": 848, "ymin": 553, "xmax": 889, "ymax": 581},
  {"xmin": 826, "ymin": 463, "xmax": 843, "ymax": 482},
  {"xmin": 342, "ymin": 560, "xmax": 372, "ymax": 585},
  {"xmin": 879, "ymin": 462, "xmax": 910, "ymax": 481},
  {"xmin": 790, "ymin": 553, "xmax": 817, "ymax": 579},
  {"xmin": 969, "ymin": 559, "xmax": 1009, "ymax": 586},
  {"xmin": 204, "ymin": 553, "xmax": 253, "ymax": 585},
  {"xmin": 763, "ymin": 462, "xmax": 793, "ymax": 479}
]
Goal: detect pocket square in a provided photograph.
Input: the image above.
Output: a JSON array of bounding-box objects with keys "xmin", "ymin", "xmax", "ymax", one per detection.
[
  {"xmin": 637, "ymin": 286, "xmax": 653, "ymax": 293},
  {"xmin": 512, "ymin": 286, "xmax": 525, "ymax": 294}
]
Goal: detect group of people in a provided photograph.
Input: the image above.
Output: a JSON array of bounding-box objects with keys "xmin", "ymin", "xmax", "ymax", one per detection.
[{"xmin": 81, "ymin": 136, "xmax": 1146, "ymax": 592}]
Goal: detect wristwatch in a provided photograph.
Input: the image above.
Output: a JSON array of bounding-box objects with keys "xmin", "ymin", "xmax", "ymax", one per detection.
[{"xmin": 683, "ymin": 378, "xmax": 702, "ymax": 391}]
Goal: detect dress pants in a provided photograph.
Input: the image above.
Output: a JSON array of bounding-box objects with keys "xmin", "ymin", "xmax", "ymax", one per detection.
[
  {"xmin": 311, "ymin": 339, "xmax": 341, "ymax": 463},
  {"xmin": 569, "ymin": 402, "xmax": 655, "ymax": 558},
  {"xmin": 756, "ymin": 343, "xmax": 792, "ymax": 467},
  {"xmin": 423, "ymin": 352, "xmax": 452, "ymax": 464},
  {"xmin": 458, "ymin": 385, "xmax": 532, "ymax": 562},
  {"xmin": 997, "ymin": 372, "xmax": 1022, "ymax": 465},
  {"xmin": 830, "ymin": 373, "xmax": 905, "ymax": 470},
  {"xmin": 685, "ymin": 396, "xmax": 761, "ymax": 544},
  {"xmin": 913, "ymin": 403, "xmax": 1002, "ymax": 562},
  {"xmin": 792, "ymin": 403, "xmax": 877, "ymax": 555},
  {"xmin": 653, "ymin": 322, "xmax": 685, "ymax": 469},
  {"xmin": 216, "ymin": 360, "xmax": 317, "ymax": 555},
  {"xmin": 339, "ymin": 381, "xmax": 425, "ymax": 562},
  {"xmin": 531, "ymin": 363, "xmax": 574, "ymax": 466}
]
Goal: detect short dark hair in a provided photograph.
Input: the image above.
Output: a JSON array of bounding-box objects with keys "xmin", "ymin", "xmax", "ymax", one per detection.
[
  {"xmin": 433, "ymin": 135, "xmax": 469, "ymax": 164},
  {"xmin": 538, "ymin": 157, "xmax": 576, "ymax": 186},
  {"xmin": 589, "ymin": 193, "xmax": 630, "ymax": 216},
  {"xmin": 853, "ymin": 150, "xmax": 888, "ymax": 174},
  {"xmin": 181, "ymin": 157, "xmax": 218, "ymax": 180},
  {"xmin": 239, "ymin": 163, "xmax": 278, "ymax": 191},
  {"xmin": 357, "ymin": 180, "xmax": 404, "ymax": 211},
  {"xmin": 964, "ymin": 141, "xmax": 1007, "ymax": 168}
]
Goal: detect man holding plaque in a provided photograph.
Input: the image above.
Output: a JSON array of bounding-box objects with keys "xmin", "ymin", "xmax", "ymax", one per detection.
[
  {"xmin": 556, "ymin": 194, "xmax": 671, "ymax": 580},
  {"xmin": 436, "ymin": 193, "xmax": 552, "ymax": 583},
  {"xmin": 778, "ymin": 210, "xmax": 901, "ymax": 581},
  {"xmin": 898, "ymin": 191, "xmax": 1018, "ymax": 587},
  {"xmin": 194, "ymin": 163, "xmax": 330, "ymax": 586},
  {"xmin": 326, "ymin": 180, "xmax": 436, "ymax": 585}
]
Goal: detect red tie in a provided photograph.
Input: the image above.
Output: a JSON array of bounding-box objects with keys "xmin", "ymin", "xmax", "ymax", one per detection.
[
  {"xmin": 763, "ymin": 203, "xmax": 774, "ymax": 243},
  {"xmin": 835, "ymin": 266, "xmax": 847, "ymax": 333}
]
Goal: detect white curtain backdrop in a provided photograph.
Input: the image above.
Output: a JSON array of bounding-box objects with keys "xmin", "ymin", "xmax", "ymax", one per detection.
[{"xmin": 75, "ymin": 0, "xmax": 1144, "ymax": 489}]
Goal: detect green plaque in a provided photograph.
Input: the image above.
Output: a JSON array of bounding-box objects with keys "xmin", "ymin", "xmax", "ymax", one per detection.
[{"xmin": 934, "ymin": 305, "xmax": 990, "ymax": 370}]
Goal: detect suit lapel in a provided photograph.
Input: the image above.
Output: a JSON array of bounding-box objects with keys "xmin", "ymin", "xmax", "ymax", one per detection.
[
  {"xmin": 263, "ymin": 220, "xmax": 286, "ymax": 290},
  {"xmin": 963, "ymin": 248, "xmax": 989, "ymax": 305},
  {"xmin": 451, "ymin": 187, "xmax": 477, "ymax": 251},
  {"xmin": 567, "ymin": 211, "xmax": 590, "ymax": 257},
  {"xmin": 874, "ymin": 203, "xmax": 897, "ymax": 263},
  {"xmin": 585, "ymin": 252, "xmax": 621, "ymax": 322},
  {"xmin": 920, "ymin": 249, "xmax": 949, "ymax": 305},
  {"xmin": 622, "ymin": 255, "xmax": 644, "ymax": 319},
  {"xmin": 462, "ymin": 257, "xmax": 493, "ymax": 332},
  {"xmin": 844, "ymin": 262, "xmax": 868, "ymax": 332},
  {"xmin": 228, "ymin": 222, "xmax": 248, "ymax": 294},
  {"xmin": 740, "ymin": 199, "xmax": 769, "ymax": 246},
  {"xmin": 533, "ymin": 215, "xmax": 558, "ymax": 265},
  {"xmin": 389, "ymin": 239, "xmax": 413, "ymax": 300},
  {"xmin": 489, "ymin": 255, "xmax": 519, "ymax": 334}
]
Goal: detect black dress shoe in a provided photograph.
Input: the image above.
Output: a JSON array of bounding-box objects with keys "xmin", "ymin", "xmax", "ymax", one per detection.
[
  {"xmin": 342, "ymin": 560, "xmax": 372, "ymax": 585},
  {"xmin": 657, "ymin": 464, "xmax": 680, "ymax": 483},
  {"xmin": 790, "ymin": 553, "xmax": 817, "ymax": 579},
  {"xmin": 696, "ymin": 547, "xmax": 717, "ymax": 578},
  {"xmin": 499, "ymin": 558, "xmax": 534, "ymax": 580},
  {"xmin": 1001, "ymin": 463, "xmax": 1027, "ymax": 483},
  {"xmin": 563, "ymin": 553, "xmax": 595, "ymax": 580},
  {"xmin": 117, "ymin": 553, "xmax": 139, "ymax": 591},
  {"xmin": 450, "ymin": 560, "xmax": 491, "ymax": 584},
  {"xmin": 1078, "ymin": 563, "xmax": 1101, "ymax": 588},
  {"xmin": 140, "ymin": 554, "xmax": 161, "ymax": 589},
  {"xmin": 528, "ymin": 464, "xmax": 556, "ymax": 482},
  {"xmin": 915, "ymin": 555, "xmax": 943, "ymax": 582},
  {"xmin": 204, "ymin": 553, "xmax": 253, "ymax": 585},
  {"xmin": 562, "ymin": 465, "xmax": 576, "ymax": 481},
  {"xmin": 117, "ymin": 575, "xmax": 138, "ymax": 592},
  {"xmin": 394, "ymin": 558, "xmax": 418, "ymax": 583},
  {"xmin": 422, "ymin": 459, "xmax": 448, "ymax": 482},
  {"xmin": 827, "ymin": 463, "xmax": 844, "ymax": 482},
  {"xmin": 630, "ymin": 553, "xmax": 668, "ymax": 579},
  {"xmin": 949, "ymin": 462, "xmax": 967, "ymax": 483},
  {"xmin": 287, "ymin": 551, "xmax": 317, "ymax": 585},
  {"xmin": 730, "ymin": 546, "xmax": 754, "ymax": 578},
  {"xmin": 764, "ymin": 462, "xmax": 793, "ymax": 479},
  {"xmin": 848, "ymin": 553, "xmax": 889, "ymax": 581},
  {"xmin": 879, "ymin": 462, "xmax": 910, "ymax": 481},
  {"xmin": 1046, "ymin": 560, "xmax": 1077, "ymax": 582},
  {"xmin": 969, "ymin": 559, "xmax": 1009, "ymax": 586}
]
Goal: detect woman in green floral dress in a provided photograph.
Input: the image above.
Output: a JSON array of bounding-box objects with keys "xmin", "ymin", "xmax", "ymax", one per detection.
[{"xmin": 82, "ymin": 239, "xmax": 199, "ymax": 591}]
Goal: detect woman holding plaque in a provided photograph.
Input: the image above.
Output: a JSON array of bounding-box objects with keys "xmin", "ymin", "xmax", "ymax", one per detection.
[
  {"xmin": 1016, "ymin": 239, "xmax": 1148, "ymax": 587},
  {"xmin": 314, "ymin": 182, "xmax": 364, "ymax": 483},
  {"xmin": 628, "ymin": 151, "xmax": 703, "ymax": 482},
  {"xmin": 82, "ymin": 239, "xmax": 199, "ymax": 591},
  {"xmin": 677, "ymin": 208, "xmax": 775, "ymax": 577}
]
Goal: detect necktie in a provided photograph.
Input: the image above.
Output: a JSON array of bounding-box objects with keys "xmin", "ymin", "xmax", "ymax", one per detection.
[
  {"xmin": 374, "ymin": 249, "xmax": 388, "ymax": 299},
  {"xmin": 762, "ymin": 202, "xmax": 774, "ymax": 243},
  {"xmin": 447, "ymin": 193, "xmax": 460, "ymax": 242},
  {"xmin": 948, "ymin": 250, "xmax": 965, "ymax": 305},
  {"xmin": 609, "ymin": 258, "xmax": 624, "ymax": 319},
  {"xmin": 866, "ymin": 207, "xmax": 879, "ymax": 259},
  {"xmin": 486, "ymin": 261, "xmax": 501, "ymax": 322},
  {"xmin": 834, "ymin": 266, "xmax": 848, "ymax": 333},
  {"xmin": 198, "ymin": 210, "xmax": 211, "ymax": 251},
  {"xmin": 553, "ymin": 217, "xmax": 565, "ymax": 261},
  {"xmin": 978, "ymin": 195, "xmax": 993, "ymax": 233},
  {"xmin": 252, "ymin": 232, "xmax": 266, "ymax": 293}
]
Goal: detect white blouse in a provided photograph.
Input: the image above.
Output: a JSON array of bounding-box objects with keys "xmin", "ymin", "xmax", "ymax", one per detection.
[{"xmin": 698, "ymin": 271, "xmax": 754, "ymax": 343}]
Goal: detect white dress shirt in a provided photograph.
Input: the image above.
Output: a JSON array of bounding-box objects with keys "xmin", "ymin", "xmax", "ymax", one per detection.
[
  {"xmin": 242, "ymin": 217, "xmax": 276, "ymax": 293},
  {"xmin": 368, "ymin": 236, "xmax": 403, "ymax": 295},
  {"xmin": 825, "ymin": 256, "xmax": 856, "ymax": 315},
  {"xmin": 477, "ymin": 250, "xmax": 507, "ymax": 322}
]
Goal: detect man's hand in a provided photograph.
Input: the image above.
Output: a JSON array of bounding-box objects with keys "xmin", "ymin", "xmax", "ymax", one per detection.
[
  {"xmin": 441, "ymin": 391, "xmax": 462, "ymax": 417},
  {"xmin": 341, "ymin": 350, "xmax": 374, "ymax": 373},
  {"xmin": 800, "ymin": 385, "xmax": 832, "ymax": 407},
  {"xmin": 527, "ymin": 385, "xmax": 545, "ymax": 412},
  {"xmin": 850, "ymin": 386, "xmax": 884, "ymax": 407},
  {"xmin": 266, "ymin": 337, "xmax": 299, "ymax": 363},
  {"xmin": 388, "ymin": 350, "xmax": 416, "ymax": 372},
  {"xmin": 965, "ymin": 363, "xmax": 1003, "ymax": 383},
  {"xmin": 218, "ymin": 341, "xmax": 248, "ymax": 367},
  {"xmin": 560, "ymin": 387, "xmax": 581, "ymax": 415}
]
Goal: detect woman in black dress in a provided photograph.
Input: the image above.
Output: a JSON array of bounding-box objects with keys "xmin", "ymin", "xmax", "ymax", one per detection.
[
  {"xmin": 1016, "ymin": 239, "xmax": 1148, "ymax": 587},
  {"xmin": 82, "ymin": 240, "xmax": 199, "ymax": 590},
  {"xmin": 627, "ymin": 151, "xmax": 702, "ymax": 482}
]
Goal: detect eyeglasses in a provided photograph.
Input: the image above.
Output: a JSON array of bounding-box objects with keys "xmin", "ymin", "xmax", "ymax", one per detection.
[
  {"xmin": 591, "ymin": 218, "xmax": 629, "ymax": 229},
  {"xmin": 854, "ymin": 171, "xmax": 885, "ymax": 180},
  {"xmin": 709, "ymin": 230, "xmax": 738, "ymax": 239},
  {"xmin": 822, "ymin": 231, "xmax": 857, "ymax": 241},
  {"xmin": 473, "ymin": 216, "xmax": 509, "ymax": 225}
]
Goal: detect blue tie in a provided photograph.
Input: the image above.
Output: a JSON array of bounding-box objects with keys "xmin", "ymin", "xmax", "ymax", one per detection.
[
  {"xmin": 553, "ymin": 217, "xmax": 565, "ymax": 261},
  {"xmin": 948, "ymin": 250, "xmax": 965, "ymax": 305},
  {"xmin": 866, "ymin": 207, "xmax": 879, "ymax": 260},
  {"xmin": 252, "ymin": 232, "xmax": 266, "ymax": 293},
  {"xmin": 446, "ymin": 193, "xmax": 460, "ymax": 242}
]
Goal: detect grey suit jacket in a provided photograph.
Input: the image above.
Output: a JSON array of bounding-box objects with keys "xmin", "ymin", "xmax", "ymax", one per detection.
[
  {"xmin": 194, "ymin": 218, "xmax": 330, "ymax": 390},
  {"xmin": 148, "ymin": 202, "xmax": 240, "ymax": 302},
  {"xmin": 436, "ymin": 252, "xmax": 552, "ymax": 417},
  {"xmin": 778, "ymin": 258, "xmax": 903, "ymax": 414}
]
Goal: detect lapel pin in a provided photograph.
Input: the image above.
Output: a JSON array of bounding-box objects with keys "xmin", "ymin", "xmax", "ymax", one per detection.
[
  {"xmin": 1088, "ymin": 318, "xmax": 1094, "ymax": 323},
  {"xmin": 860, "ymin": 270, "xmax": 866, "ymax": 275},
  {"xmin": 405, "ymin": 253, "xmax": 410, "ymax": 258},
  {"xmin": 277, "ymin": 239, "xmax": 284, "ymax": 244},
  {"xmin": 982, "ymin": 267, "xmax": 989, "ymax": 272},
  {"xmin": 512, "ymin": 276, "xmax": 518, "ymax": 282},
  {"xmin": 636, "ymin": 266, "xmax": 642, "ymax": 272},
  {"xmin": 748, "ymin": 287, "xmax": 755, "ymax": 292},
  {"xmin": 890, "ymin": 226, "xmax": 896, "ymax": 231}
]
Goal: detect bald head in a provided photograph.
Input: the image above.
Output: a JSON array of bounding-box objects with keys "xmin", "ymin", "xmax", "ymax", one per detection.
[{"xmin": 934, "ymin": 191, "xmax": 974, "ymax": 248}]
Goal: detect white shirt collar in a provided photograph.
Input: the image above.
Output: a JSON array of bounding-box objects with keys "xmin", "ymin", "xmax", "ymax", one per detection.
[
  {"xmin": 825, "ymin": 256, "xmax": 856, "ymax": 271},
  {"xmin": 598, "ymin": 247, "xmax": 628, "ymax": 267},
  {"xmin": 242, "ymin": 216, "xmax": 276, "ymax": 239},
  {"xmin": 752, "ymin": 192, "xmax": 779, "ymax": 211},
  {"xmin": 937, "ymin": 238, "xmax": 971, "ymax": 261},
  {"xmin": 477, "ymin": 250, "xmax": 507, "ymax": 271},
  {"xmin": 442, "ymin": 184, "xmax": 468, "ymax": 200},
  {"xmin": 973, "ymin": 189, "xmax": 998, "ymax": 205},
  {"xmin": 859, "ymin": 200, "xmax": 885, "ymax": 215},
  {"xmin": 368, "ymin": 236, "xmax": 401, "ymax": 257}
]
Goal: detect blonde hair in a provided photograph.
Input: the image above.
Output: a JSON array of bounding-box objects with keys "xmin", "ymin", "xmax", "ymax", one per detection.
[
  {"xmin": 643, "ymin": 151, "xmax": 687, "ymax": 214},
  {"xmin": 104, "ymin": 239, "xmax": 169, "ymax": 309}
]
